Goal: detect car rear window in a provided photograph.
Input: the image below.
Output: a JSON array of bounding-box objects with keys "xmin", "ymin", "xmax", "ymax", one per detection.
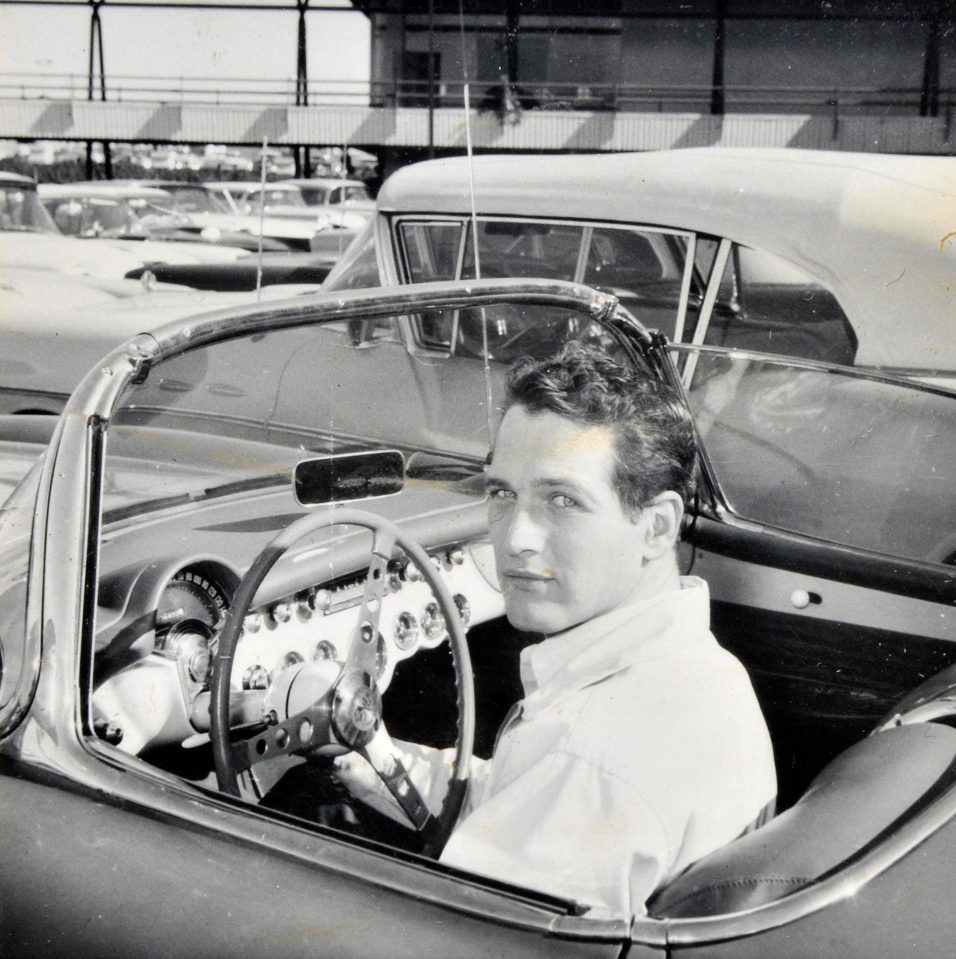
[
  {"xmin": 681, "ymin": 346, "xmax": 956, "ymax": 564},
  {"xmin": 703, "ymin": 245, "xmax": 857, "ymax": 366}
]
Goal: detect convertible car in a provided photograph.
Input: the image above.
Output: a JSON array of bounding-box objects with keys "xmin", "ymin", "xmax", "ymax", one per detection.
[
  {"xmin": 2, "ymin": 279, "xmax": 955, "ymax": 957},
  {"xmin": 323, "ymin": 148, "xmax": 956, "ymax": 383}
]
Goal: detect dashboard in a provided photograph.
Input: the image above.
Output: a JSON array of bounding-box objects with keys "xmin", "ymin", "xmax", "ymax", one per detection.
[{"xmin": 91, "ymin": 488, "xmax": 504, "ymax": 760}]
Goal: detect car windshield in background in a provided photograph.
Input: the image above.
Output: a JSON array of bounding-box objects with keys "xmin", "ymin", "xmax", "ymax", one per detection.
[
  {"xmin": 163, "ymin": 187, "xmax": 232, "ymax": 215},
  {"xmin": 245, "ymin": 188, "xmax": 308, "ymax": 210},
  {"xmin": 45, "ymin": 195, "xmax": 178, "ymax": 238},
  {"xmin": 0, "ymin": 185, "xmax": 59, "ymax": 234}
]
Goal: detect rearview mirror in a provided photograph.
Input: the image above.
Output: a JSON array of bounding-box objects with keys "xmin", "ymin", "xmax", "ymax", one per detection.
[{"xmin": 294, "ymin": 450, "xmax": 405, "ymax": 506}]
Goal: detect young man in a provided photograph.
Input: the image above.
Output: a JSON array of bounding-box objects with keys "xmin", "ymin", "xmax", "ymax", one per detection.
[{"xmin": 338, "ymin": 342, "xmax": 776, "ymax": 917}]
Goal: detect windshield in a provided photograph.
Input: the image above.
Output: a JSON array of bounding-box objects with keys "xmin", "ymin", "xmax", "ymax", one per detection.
[
  {"xmin": 44, "ymin": 195, "xmax": 178, "ymax": 238},
  {"xmin": 1, "ymin": 184, "xmax": 59, "ymax": 234},
  {"xmin": 105, "ymin": 306, "xmax": 627, "ymax": 519},
  {"xmin": 246, "ymin": 188, "xmax": 307, "ymax": 210},
  {"xmin": 163, "ymin": 187, "xmax": 232, "ymax": 216}
]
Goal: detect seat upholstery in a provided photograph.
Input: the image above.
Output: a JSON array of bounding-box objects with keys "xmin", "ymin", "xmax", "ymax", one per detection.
[{"xmin": 648, "ymin": 723, "xmax": 956, "ymax": 918}]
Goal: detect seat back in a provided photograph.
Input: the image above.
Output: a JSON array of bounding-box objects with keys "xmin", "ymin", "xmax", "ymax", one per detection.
[{"xmin": 648, "ymin": 723, "xmax": 956, "ymax": 918}]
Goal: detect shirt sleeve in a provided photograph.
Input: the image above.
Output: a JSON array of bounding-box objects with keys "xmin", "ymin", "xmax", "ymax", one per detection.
[{"xmin": 439, "ymin": 748, "xmax": 671, "ymax": 917}]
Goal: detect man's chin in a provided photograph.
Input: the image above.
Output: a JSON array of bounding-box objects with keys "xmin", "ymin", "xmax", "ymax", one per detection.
[{"xmin": 504, "ymin": 599, "xmax": 571, "ymax": 636}]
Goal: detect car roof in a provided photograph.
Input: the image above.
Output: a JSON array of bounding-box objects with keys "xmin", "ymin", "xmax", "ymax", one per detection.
[
  {"xmin": 0, "ymin": 171, "xmax": 37, "ymax": 187},
  {"xmin": 281, "ymin": 177, "xmax": 368, "ymax": 190},
  {"xmin": 38, "ymin": 183, "xmax": 172, "ymax": 200},
  {"xmin": 377, "ymin": 148, "xmax": 956, "ymax": 367}
]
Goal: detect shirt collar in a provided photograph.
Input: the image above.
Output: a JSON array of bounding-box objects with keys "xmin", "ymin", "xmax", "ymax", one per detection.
[{"xmin": 519, "ymin": 576, "xmax": 711, "ymax": 710}]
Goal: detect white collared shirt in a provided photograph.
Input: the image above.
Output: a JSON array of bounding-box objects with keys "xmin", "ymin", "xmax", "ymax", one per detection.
[{"xmin": 440, "ymin": 576, "xmax": 776, "ymax": 918}]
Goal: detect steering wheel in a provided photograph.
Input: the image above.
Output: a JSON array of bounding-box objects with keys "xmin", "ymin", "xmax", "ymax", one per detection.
[{"xmin": 211, "ymin": 507, "xmax": 475, "ymax": 856}]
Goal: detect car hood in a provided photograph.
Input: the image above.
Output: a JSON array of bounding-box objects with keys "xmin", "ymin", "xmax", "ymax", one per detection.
[{"xmin": 0, "ymin": 231, "xmax": 148, "ymax": 284}]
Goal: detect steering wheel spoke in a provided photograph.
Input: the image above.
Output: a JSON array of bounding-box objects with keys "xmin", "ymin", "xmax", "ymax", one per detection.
[
  {"xmin": 345, "ymin": 527, "xmax": 395, "ymax": 676},
  {"xmin": 361, "ymin": 731, "xmax": 435, "ymax": 833},
  {"xmin": 230, "ymin": 703, "xmax": 334, "ymax": 774}
]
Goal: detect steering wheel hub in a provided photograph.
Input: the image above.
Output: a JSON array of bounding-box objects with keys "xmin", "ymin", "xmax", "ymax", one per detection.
[{"xmin": 332, "ymin": 670, "xmax": 383, "ymax": 748}]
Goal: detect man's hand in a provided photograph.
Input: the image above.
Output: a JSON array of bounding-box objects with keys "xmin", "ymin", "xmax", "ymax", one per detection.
[{"xmin": 333, "ymin": 728, "xmax": 454, "ymax": 827}]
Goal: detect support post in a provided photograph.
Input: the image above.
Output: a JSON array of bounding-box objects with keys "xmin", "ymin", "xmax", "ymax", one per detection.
[
  {"xmin": 296, "ymin": 0, "xmax": 311, "ymax": 177},
  {"xmin": 921, "ymin": 7, "xmax": 941, "ymax": 118},
  {"xmin": 427, "ymin": 0, "xmax": 435, "ymax": 158},
  {"xmin": 87, "ymin": 0, "xmax": 109, "ymax": 178},
  {"xmin": 710, "ymin": 0, "xmax": 726, "ymax": 116}
]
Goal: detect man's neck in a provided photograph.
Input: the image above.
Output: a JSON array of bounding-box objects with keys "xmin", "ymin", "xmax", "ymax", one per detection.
[{"xmin": 625, "ymin": 553, "xmax": 681, "ymax": 607}]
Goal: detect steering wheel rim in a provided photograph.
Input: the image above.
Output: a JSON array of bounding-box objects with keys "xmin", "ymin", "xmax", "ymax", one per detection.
[{"xmin": 210, "ymin": 506, "xmax": 475, "ymax": 856}]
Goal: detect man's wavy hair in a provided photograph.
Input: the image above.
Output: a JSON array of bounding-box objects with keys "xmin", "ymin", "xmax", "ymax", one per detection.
[{"xmin": 503, "ymin": 342, "xmax": 697, "ymax": 514}]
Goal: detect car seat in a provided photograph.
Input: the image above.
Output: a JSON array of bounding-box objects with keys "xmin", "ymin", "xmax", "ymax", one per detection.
[{"xmin": 648, "ymin": 722, "xmax": 956, "ymax": 917}]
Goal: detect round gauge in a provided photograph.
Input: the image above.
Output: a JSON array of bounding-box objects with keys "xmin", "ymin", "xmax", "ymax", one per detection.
[{"xmin": 156, "ymin": 570, "xmax": 229, "ymax": 634}]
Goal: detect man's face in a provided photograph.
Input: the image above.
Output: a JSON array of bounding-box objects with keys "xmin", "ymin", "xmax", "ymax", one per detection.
[{"xmin": 486, "ymin": 405, "xmax": 652, "ymax": 635}]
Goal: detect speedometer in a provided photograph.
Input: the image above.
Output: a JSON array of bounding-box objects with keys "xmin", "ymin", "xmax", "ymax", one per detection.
[
  {"xmin": 153, "ymin": 570, "xmax": 231, "ymax": 687},
  {"xmin": 156, "ymin": 571, "xmax": 228, "ymax": 634}
]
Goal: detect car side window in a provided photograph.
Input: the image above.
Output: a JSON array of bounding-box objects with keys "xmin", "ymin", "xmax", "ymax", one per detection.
[
  {"xmin": 321, "ymin": 220, "xmax": 382, "ymax": 291},
  {"xmin": 704, "ymin": 245, "xmax": 857, "ymax": 365},
  {"xmin": 682, "ymin": 347, "xmax": 956, "ymax": 565}
]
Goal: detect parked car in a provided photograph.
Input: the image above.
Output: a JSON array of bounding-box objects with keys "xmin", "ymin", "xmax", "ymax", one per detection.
[
  {"xmin": 0, "ymin": 173, "xmax": 174, "ymax": 299},
  {"xmin": 224, "ymin": 180, "xmax": 368, "ymax": 246},
  {"xmin": 2, "ymin": 278, "xmax": 955, "ymax": 957},
  {"xmin": 280, "ymin": 176, "xmax": 375, "ymax": 229},
  {"xmin": 323, "ymin": 148, "xmax": 956, "ymax": 382},
  {"xmin": 37, "ymin": 183, "xmax": 251, "ymax": 265},
  {"xmin": 133, "ymin": 180, "xmax": 323, "ymax": 253}
]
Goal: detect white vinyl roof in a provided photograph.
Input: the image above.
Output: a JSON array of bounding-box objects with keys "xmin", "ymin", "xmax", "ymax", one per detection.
[{"xmin": 378, "ymin": 148, "xmax": 956, "ymax": 369}]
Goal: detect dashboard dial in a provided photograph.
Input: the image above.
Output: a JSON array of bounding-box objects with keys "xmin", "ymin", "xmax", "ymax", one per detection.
[{"xmin": 156, "ymin": 571, "xmax": 228, "ymax": 635}]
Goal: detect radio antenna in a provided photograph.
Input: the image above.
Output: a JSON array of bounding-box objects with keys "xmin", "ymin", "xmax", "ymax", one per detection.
[
  {"xmin": 255, "ymin": 137, "xmax": 268, "ymax": 302},
  {"xmin": 458, "ymin": 1, "xmax": 494, "ymax": 447}
]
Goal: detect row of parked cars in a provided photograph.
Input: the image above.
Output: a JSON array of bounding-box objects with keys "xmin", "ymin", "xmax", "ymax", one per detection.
[{"xmin": 1, "ymin": 147, "xmax": 955, "ymax": 957}]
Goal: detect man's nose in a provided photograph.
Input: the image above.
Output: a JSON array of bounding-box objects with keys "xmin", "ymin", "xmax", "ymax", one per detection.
[{"xmin": 504, "ymin": 504, "xmax": 544, "ymax": 555}]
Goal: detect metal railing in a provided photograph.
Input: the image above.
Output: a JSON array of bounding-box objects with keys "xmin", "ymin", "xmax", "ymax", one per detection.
[{"xmin": 1, "ymin": 72, "xmax": 951, "ymax": 119}]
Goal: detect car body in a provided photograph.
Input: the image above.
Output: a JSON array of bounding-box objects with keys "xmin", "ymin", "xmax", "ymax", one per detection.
[
  {"xmin": 323, "ymin": 148, "xmax": 956, "ymax": 382},
  {"xmin": 1, "ymin": 278, "xmax": 955, "ymax": 957}
]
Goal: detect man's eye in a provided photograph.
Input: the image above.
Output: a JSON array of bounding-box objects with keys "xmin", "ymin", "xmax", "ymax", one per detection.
[
  {"xmin": 549, "ymin": 493, "xmax": 580, "ymax": 509},
  {"xmin": 488, "ymin": 488, "xmax": 515, "ymax": 501}
]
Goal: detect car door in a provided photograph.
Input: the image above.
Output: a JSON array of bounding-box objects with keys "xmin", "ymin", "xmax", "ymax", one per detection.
[{"xmin": 672, "ymin": 343, "xmax": 956, "ymax": 806}]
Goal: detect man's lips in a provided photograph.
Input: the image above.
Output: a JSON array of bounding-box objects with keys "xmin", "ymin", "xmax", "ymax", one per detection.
[{"xmin": 502, "ymin": 569, "xmax": 554, "ymax": 588}]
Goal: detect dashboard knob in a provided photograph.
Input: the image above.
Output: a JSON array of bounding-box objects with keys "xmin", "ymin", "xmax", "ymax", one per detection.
[
  {"xmin": 421, "ymin": 602, "xmax": 446, "ymax": 641},
  {"xmin": 242, "ymin": 664, "xmax": 270, "ymax": 690},
  {"xmin": 394, "ymin": 612, "xmax": 419, "ymax": 650},
  {"xmin": 272, "ymin": 601, "xmax": 293, "ymax": 625},
  {"xmin": 453, "ymin": 593, "xmax": 471, "ymax": 628}
]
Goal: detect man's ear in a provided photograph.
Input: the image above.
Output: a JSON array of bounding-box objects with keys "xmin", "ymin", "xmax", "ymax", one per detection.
[{"xmin": 642, "ymin": 491, "xmax": 684, "ymax": 558}]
